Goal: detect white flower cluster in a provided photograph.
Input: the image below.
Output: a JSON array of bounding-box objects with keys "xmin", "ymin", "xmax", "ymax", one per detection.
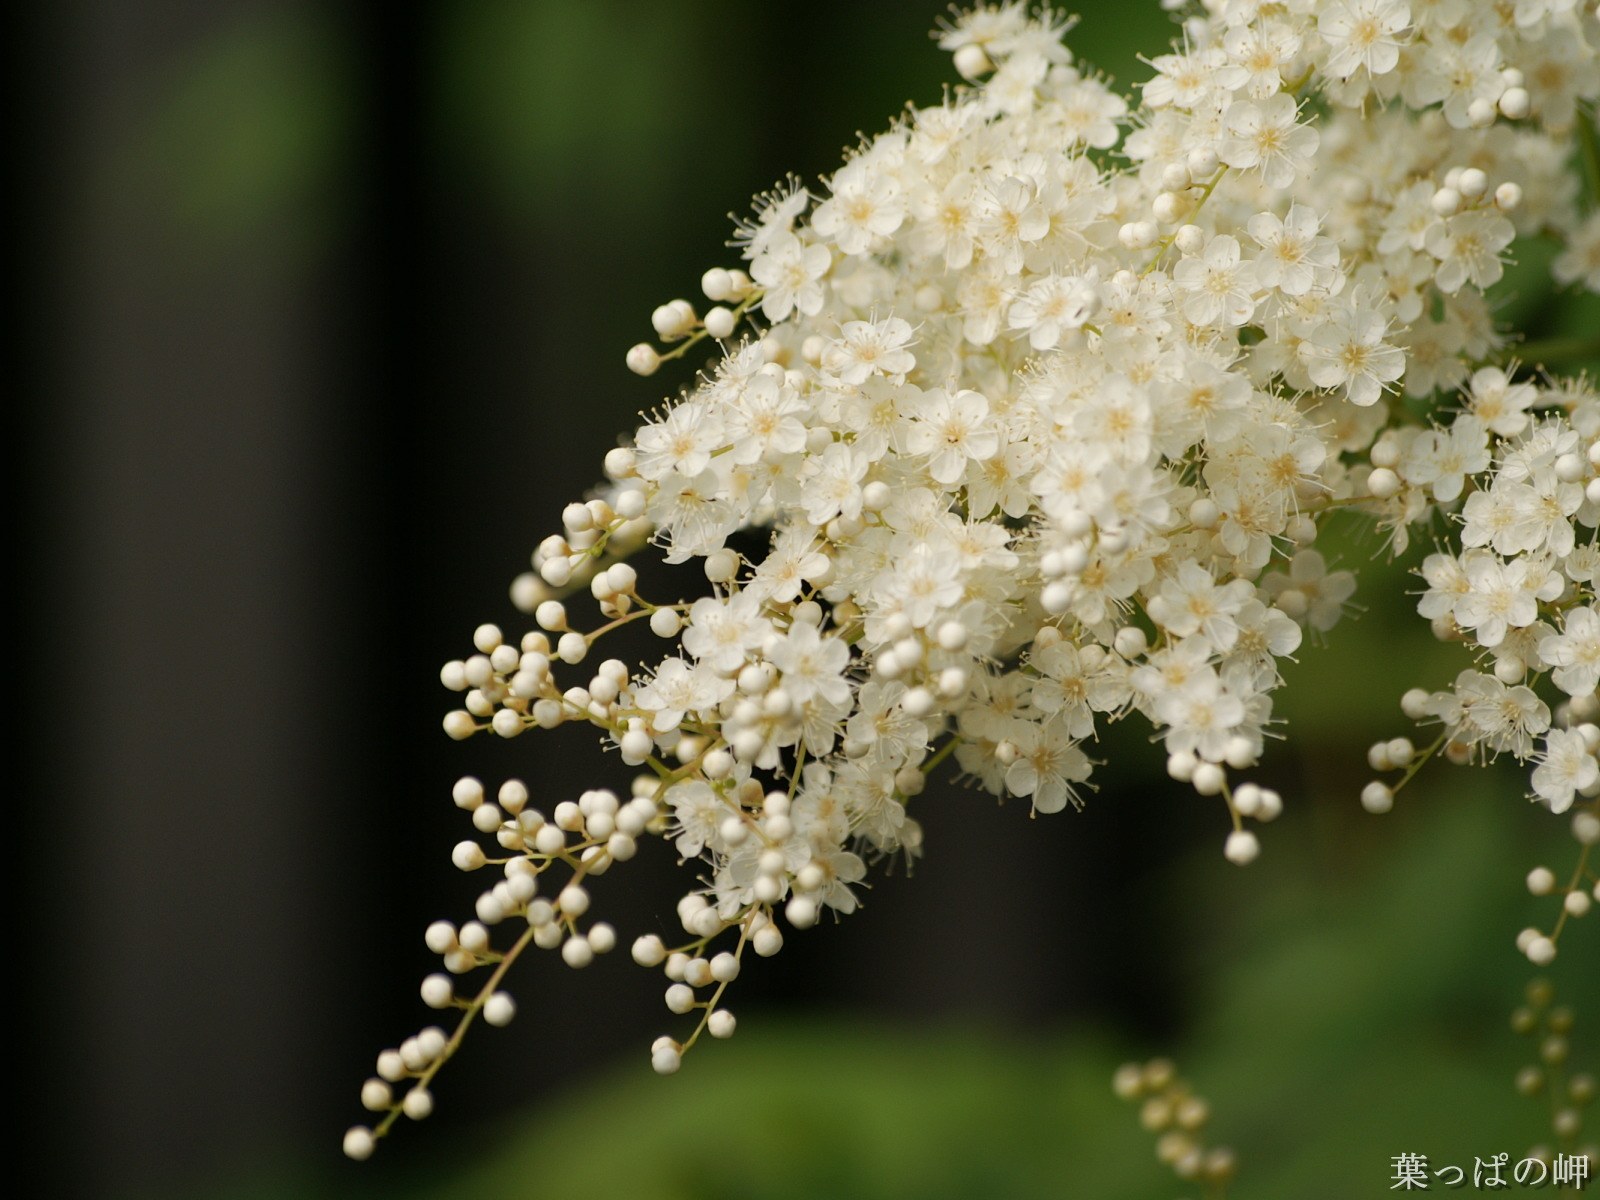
[{"xmin": 347, "ymin": 0, "xmax": 1600, "ymax": 1157}]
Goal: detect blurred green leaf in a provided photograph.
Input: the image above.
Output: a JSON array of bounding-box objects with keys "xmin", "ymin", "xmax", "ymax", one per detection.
[{"xmin": 132, "ymin": 9, "xmax": 351, "ymax": 249}]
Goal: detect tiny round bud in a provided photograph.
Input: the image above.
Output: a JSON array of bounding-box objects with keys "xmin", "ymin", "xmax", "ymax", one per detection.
[
  {"xmin": 1367, "ymin": 467, "xmax": 1401, "ymax": 499},
  {"xmin": 539, "ymin": 556, "xmax": 572, "ymax": 588},
  {"xmin": 704, "ymin": 306, "xmax": 736, "ymax": 339},
  {"xmin": 452, "ymin": 777, "xmax": 485, "ymax": 810},
  {"xmin": 1232, "ymin": 783, "xmax": 1262, "ymax": 817},
  {"xmin": 953, "ymin": 42, "xmax": 993, "ymax": 81},
  {"xmin": 452, "ymin": 840, "xmax": 486, "ymax": 872},
  {"xmin": 615, "ymin": 487, "xmax": 646, "ymax": 519},
  {"xmin": 1113, "ymin": 626, "xmax": 1148, "ymax": 658},
  {"xmin": 708, "ymin": 1009, "xmax": 737, "ymax": 1038},
  {"xmin": 562, "ymin": 936, "xmax": 595, "ymax": 969},
  {"xmin": 1526, "ymin": 936, "xmax": 1558, "ymax": 966},
  {"xmin": 558, "ymin": 885, "xmax": 590, "ymax": 916},
  {"xmin": 360, "ymin": 1078, "xmax": 393, "ymax": 1111},
  {"xmin": 1191, "ymin": 763, "xmax": 1224, "ymax": 795},
  {"xmin": 1167, "ymin": 750, "xmax": 1197, "ymax": 783},
  {"xmin": 343, "ymin": 1127, "xmax": 376, "ymax": 1161},
  {"xmin": 420, "ymin": 974, "xmax": 454, "ymax": 1009},
  {"xmin": 665, "ymin": 983, "xmax": 697, "ymax": 1014},
  {"xmin": 1223, "ymin": 736, "xmax": 1256, "ymax": 769},
  {"xmin": 652, "ymin": 1044, "xmax": 682, "ymax": 1075},
  {"xmin": 1361, "ymin": 781, "xmax": 1394, "ymax": 814},
  {"xmin": 602, "ymin": 447, "xmax": 637, "ymax": 480},
  {"xmin": 1153, "ymin": 190, "xmax": 1186, "ymax": 224},
  {"xmin": 753, "ymin": 925, "xmax": 784, "ymax": 957},
  {"xmin": 632, "ymin": 934, "xmax": 666, "ymax": 966},
  {"xmin": 1490, "ymin": 187, "xmax": 1522, "ymax": 223},
  {"xmin": 1499, "ymin": 87, "xmax": 1530, "ymax": 120},
  {"xmin": 1112, "ymin": 1063, "xmax": 1145, "ymax": 1100},
  {"xmin": 1431, "ymin": 186, "xmax": 1462, "ymax": 217},
  {"xmin": 555, "ymin": 631, "xmax": 587, "ymax": 664},
  {"xmin": 1224, "ymin": 830, "xmax": 1260, "ymax": 865},
  {"xmin": 786, "ymin": 896, "xmax": 818, "ymax": 929},
  {"xmin": 701, "ymin": 267, "xmax": 733, "ymax": 301},
  {"xmin": 626, "ymin": 343, "xmax": 661, "ymax": 376},
  {"xmin": 1457, "ymin": 167, "xmax": 1488, "ymax": 199},
  {"xmin": 402, "ymin": 1088, "xmax": 433, "ymax": 1121},
  {"xmin": 376, "ymin": 1049, "xmax": 406, "ymax": 1082},
  {"xmin": 1528, "ymin": 866, "xmax": 1557, "ymax": 896},
  {"xmin": 1173, "ymin": 223, "xmax": 1205, "ymax": 255},
  {"xmin": 424, "ymin": 920, "xmax": 458, "ymax": 954},
  {"xmin": 483, "ymin": 991, "xmax": 517, "ymax": 1027},
  {"xmin": 1401, "ymin": 688, "xmax": 1432, "ymax": 720},
  {"xmin": 1189, "ymin": 495, "xmax": 1222, "ymax": 529},
  {"xmin": 535, "ymin": 600, "xmax": 566, "ymax": 632}
]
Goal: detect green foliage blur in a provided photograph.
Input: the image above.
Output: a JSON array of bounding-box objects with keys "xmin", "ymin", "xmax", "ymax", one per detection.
[{"xmin": 138, "ymin": 2, "xmax": 1597, "ymax": 1196}]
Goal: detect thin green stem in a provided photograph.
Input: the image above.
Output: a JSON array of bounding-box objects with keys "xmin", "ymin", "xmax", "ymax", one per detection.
[
  {"xmin": 1503, "ymin": 334, "xmax": 1600, "ymax": 371},
  {"xmin": 1577, "ymin": 106, "xmax": 1600, "ymax": 208}
]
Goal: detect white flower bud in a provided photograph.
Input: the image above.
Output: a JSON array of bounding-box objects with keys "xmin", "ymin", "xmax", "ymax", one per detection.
[
  {"xmin": 1360, "ymin": 782, "xmax": 1394, "ymax": 814},
  {"xmin": 483, "ymin": 991, "xmax": 517, "ymax": 1026},
  {"xmin": 1367, "ymin": 467, "xmax": 1401, "ymax": 499},
  {"xmin": 701, "ymin": 267, "xmax": 733, "ymax": 301},
  {"xmin": 626, "ymin": 343, "xmax": 661, "ymax": 376},
  {"xmin": 1224, "ymin": 830, "xmax": 1259, "ymax": 865},
  {"xmin": 953, "ymin": 43, "xmax": 993, "ymax": 81},
  {"xmin": 1498, "ymin": 87, "xmax": 1530, "ymax": 120},
  {"xmin": 704, "ymin": 306, "xmax": 737, "ymax": 340},
  {"xmin": 452, "ymin": 840, "xmax": 486, "ymax": 872},
  {"xmin": 402, "ymin": 1088, "xmax": 433, "ymax": 1121}
]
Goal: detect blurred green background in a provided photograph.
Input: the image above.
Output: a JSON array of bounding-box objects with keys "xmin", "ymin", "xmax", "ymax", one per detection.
[{"xmin": 13, "ymin": 2, "xmax": 1596, "ymax": 1199}]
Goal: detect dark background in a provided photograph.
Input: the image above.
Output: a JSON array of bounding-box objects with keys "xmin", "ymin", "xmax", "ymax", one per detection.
[{"xmin": 13, "ymin": 4, "xmax": 1596, "ymax": 1198}]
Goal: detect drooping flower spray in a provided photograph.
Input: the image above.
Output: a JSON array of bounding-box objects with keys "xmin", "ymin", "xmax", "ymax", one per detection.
[{"xmin": 345, "ymin": 0, "xmax": 1600, "ymax": 1161}]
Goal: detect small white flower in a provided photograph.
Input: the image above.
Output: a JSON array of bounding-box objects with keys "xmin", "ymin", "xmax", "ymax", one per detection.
[
  {"xmin": 1317, "ymin": 0, "xmax": 1410, "ymax": 80},
  {"xmin": 1173, "ymin": 235, "xmax": 1260, "ymax": 327},
  {"xmin": 1220, "ymin": 94, "xmax": 1318, "ymax": 188},
  {"xmin": 750, "ymin": 232, "xmax": 831, "ymax": 322},
  {"xmin": 1531, "ymin": 728, "xmax": 1599, "ymax": 814}
]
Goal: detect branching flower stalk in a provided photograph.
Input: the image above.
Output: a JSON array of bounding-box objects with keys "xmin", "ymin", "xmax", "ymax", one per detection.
[
  {"xmin": 1114, "ymin": 1058, "xmax": 1237, "ymax": 1198},
  {"xmin": 345, "ymin": 0, "xmax": 1600, "ymax": 1160},
  {"xmin": 1512, "ymin": 978, "xmax": 1599, "ymax": 1192}
]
